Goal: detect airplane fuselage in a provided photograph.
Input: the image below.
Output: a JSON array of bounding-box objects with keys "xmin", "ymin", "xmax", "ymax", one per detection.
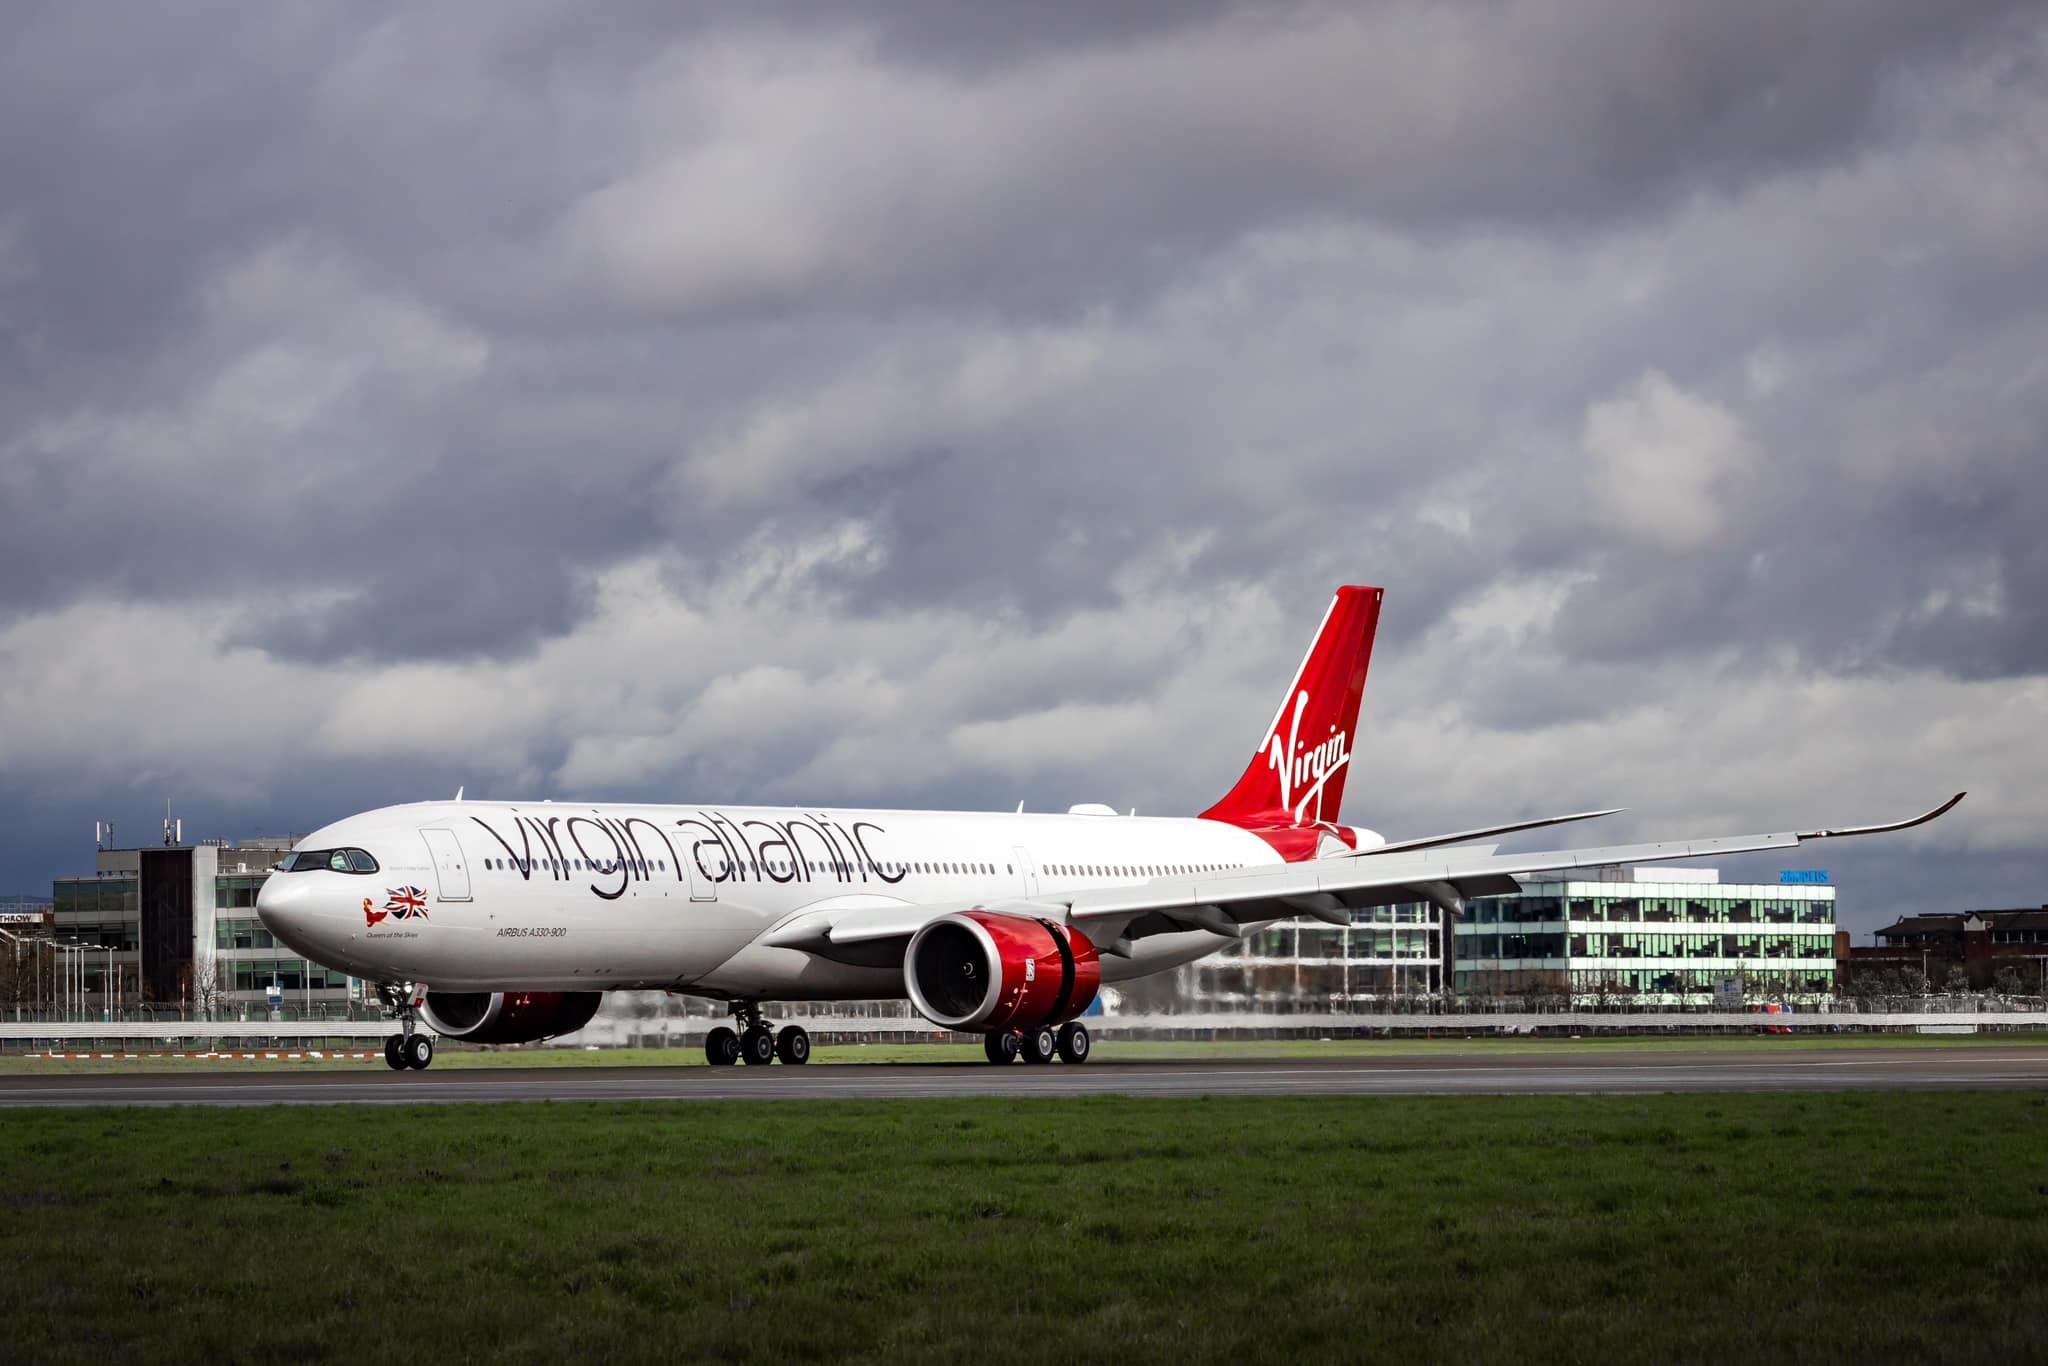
[{"xmin": 257, "ymin": 799, "xmax": 1355, "ymax": 997}]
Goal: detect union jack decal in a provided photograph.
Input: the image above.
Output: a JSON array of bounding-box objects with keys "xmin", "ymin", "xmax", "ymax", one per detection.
[{"xmin": 383, "ymin": 886, "xmax": 430, "ymax": 921}]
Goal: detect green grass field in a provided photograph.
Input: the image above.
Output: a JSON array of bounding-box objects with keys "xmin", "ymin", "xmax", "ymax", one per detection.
[
  {"xmin": 1, "ymin": 1029, "xmax": 2044, "ymax": 1073},
  {"xmin": 3, "ymin": 1092, "xmax": 2046, "ymax": 1364}
]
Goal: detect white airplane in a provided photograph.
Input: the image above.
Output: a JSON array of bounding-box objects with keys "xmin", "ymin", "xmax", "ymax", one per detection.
[{"xmin": 256, "ymin": 586, "xmax": 1963, "ymax": 1071}]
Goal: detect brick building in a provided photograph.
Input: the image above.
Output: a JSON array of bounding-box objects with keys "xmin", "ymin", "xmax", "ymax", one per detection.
[{"xmin": 1843, "ymin": 908, "xmax": 2048, "ymax": 992}]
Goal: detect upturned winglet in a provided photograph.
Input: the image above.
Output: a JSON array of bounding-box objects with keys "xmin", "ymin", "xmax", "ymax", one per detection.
[{"xmin": 1798, "ymin": 792, "xmax": 1966, "ymax": 841}]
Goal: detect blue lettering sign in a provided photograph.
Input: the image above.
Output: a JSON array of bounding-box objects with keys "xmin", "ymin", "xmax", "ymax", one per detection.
[{"xmin": 1779, "ymin": 870, "xmax": 1830, "ymax": 885}]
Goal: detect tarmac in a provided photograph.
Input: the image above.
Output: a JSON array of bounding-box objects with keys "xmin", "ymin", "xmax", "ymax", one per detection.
[{"xmin": 4, "ymin": 1044, "xmax": 2048, "ymax": 1107}]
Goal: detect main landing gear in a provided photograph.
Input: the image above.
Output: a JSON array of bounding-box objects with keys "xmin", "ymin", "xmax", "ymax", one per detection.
[
  {"xmin": 704, "ymin": 1001, "xmax": 810, "ymax": 1067},
  {"xmin": 378, "ymin": 983, "xmax": 435, "ymax": 1071},
  {"xmin": 983, "ymin": 1021, "xmax": 1091, "ymax": 1065}
]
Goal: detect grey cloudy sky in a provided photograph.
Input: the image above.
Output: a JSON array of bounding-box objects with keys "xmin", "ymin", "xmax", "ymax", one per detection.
[{"xmin": 2, "ymin": 0, "xmax": 2044, "ymax": 934}]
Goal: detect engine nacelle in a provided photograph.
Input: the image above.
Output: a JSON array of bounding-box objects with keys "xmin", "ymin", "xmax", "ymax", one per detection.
[
  {"xmin": 418, "ymin": 989, "xmax": 603, "ymax": 1045},
  {"xmin": 905, "ymin": 911, "xmax": 1100, "ymax": 1032}
]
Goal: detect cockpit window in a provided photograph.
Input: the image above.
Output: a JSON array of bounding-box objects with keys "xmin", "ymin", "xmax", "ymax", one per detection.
[{"xmin": 283, "ymin": 848, "xmax": 380, "ymax": 874}]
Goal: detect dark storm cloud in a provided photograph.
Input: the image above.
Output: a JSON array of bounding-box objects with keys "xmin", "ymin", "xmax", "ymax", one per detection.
[
  {"xmin": 3, "ymin": 0, "xmax": 2035, "ymax": 649},
  {"xmin": 1, "ymin": 0, "xmax": 2044, "ymax": 901}
]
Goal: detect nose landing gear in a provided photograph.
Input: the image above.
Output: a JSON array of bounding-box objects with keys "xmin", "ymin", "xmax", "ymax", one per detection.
[
  {"xmin": 703, "ymin": 1001, "xmax": 810, "ymax": 1066},
  {"xmin": 378, "ymin": 983, "xmax": 435, "ymax": 1071}
]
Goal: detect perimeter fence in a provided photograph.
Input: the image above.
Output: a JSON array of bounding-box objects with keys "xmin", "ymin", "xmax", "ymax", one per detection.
[{"xmin": 6, "ymin": 996, "xmax": 2046, "ymax": 1053}]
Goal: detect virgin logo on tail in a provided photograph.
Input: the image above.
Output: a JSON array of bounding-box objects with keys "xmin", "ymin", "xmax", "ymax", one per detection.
[
  {"xmin": 1202, "ymin": 586, "xmax": 1380, "ymax": 844},
  {"xmin": 1265, "ymin": 691, "xmax": 1351, "ymax": 825}
]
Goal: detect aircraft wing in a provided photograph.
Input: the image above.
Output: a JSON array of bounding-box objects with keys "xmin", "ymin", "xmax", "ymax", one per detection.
[{"xmin": 763, "ymin": 793, "xmax": 1964, "ymax": 957}]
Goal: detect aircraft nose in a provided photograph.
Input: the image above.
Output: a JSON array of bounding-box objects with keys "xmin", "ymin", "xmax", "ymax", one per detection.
[{"xmin": 257, "ymin": 878, "xmax": 324, "ymax": 955}]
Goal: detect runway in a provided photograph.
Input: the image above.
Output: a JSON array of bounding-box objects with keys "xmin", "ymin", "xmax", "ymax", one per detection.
[{"xmin": 5, "ymin": 1045, "xmax": 2048, "ymax": 1107}]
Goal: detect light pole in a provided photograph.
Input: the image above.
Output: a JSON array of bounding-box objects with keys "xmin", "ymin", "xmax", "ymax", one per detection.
[{"xmin": 57, "ymin": 942, "xmax": 108, "ymax": 1023}]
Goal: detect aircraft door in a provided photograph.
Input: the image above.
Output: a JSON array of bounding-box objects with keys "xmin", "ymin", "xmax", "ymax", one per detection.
[
  {"xmin": 419, "ymin": 828, "xmax": 473, "ymax": 902},
  {"xmin": 1013, "ymin": 846, "xmax": 1039, "ymax": 898}
]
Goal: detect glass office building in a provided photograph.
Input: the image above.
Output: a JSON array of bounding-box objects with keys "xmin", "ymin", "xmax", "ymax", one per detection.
[
  {"xmin": 1451, "ymin": 868, "xmax": 1837, "ymax": 1004},
  {"xmin": 1115, "ymin": 901, "xmax": 1446, "ymax": 1015},
  {"xmin": 1114, "ymin": 865, "xmax": 1835, "ymax": 1014}
]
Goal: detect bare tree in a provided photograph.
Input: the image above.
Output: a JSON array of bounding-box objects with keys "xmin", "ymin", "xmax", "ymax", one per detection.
[
  {"xmin": 0, "ymin": 946, "xmax": 23, "ymax": 1014},
  {"xmin": 192, "ymin": 952, "xmax": 229, "ymax": 1021}
]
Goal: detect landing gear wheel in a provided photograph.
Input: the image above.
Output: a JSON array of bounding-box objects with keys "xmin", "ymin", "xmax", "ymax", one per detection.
[
  {"xmin": 1055, "ymin": 1021, "xmax": 1091, "ymax": 1064},
  {"xmin": 383, "ymin": 1036, "xmax": 406, "ymax": 1071},
  {"xmin": 1020, "ymin": 1025, "xmax": 1057, "ymax": 1064},
  {"xmin": 704, "ymin": 1026, "xmax": 740, "ymax": 1066},
  {"xmin": 776, "ymin": 1026, "xmax": 811, "ymax": 1065},
  {"xmin": 740, "ymin": 1026, "xmax": 776, "ymax": 1066},
  {"xmin": 983, "ymin": 1032, "xmax": 1020, "ymax": 1064},
  {"xmin": 401, "ymin": 1033, "xmax": 434, "ymax": 1070}
]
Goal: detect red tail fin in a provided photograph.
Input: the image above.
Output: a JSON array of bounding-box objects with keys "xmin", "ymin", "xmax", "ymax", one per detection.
[{"xmin": 1202, "ymin": 585, "xmax": 1381, "ymax": 832}]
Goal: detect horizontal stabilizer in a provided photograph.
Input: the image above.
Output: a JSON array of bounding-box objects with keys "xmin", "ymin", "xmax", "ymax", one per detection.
[{"xmin": 1362, "ymin": 808, "xmax": 1622, "ymax": 857}]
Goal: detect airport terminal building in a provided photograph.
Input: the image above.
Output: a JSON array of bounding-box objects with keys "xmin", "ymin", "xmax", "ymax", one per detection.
[{"xmin": 45, "ymin": 834, "xmax": 360, "ymax": 1016}]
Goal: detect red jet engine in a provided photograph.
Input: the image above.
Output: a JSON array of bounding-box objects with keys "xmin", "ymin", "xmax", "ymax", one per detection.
[
  {"xmin": 418, "ymin": 990, "xmax": 603, "ymax": 1045},
  {"xmin": 904, "ymin": 911, "xmax": 1100, "ymax": 1031}
]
